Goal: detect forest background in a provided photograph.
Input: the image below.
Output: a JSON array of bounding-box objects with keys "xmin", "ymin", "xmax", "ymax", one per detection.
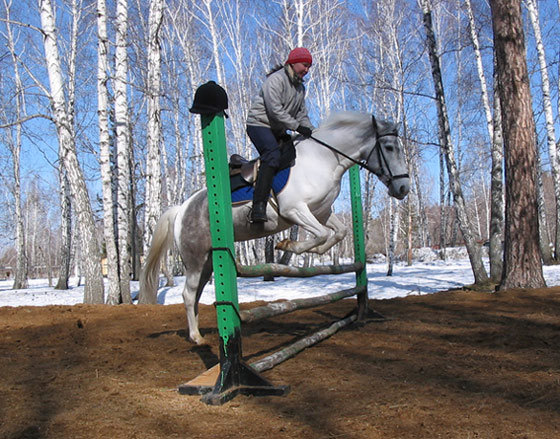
[{"xmin": 0, "ymin": 0, "xmax": 559, "ymax": 304}]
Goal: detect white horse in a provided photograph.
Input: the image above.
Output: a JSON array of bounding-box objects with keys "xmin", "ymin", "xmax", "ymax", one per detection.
[{"xmin": 139, "ymin": 111, "xmax": 410, "ymax": 344}]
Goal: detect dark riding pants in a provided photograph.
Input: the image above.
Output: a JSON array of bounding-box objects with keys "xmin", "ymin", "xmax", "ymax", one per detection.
[
  {"xmin": 246, "ymin": 125, "xmax": 282, "ymax": 169},
  {"xmin": 246, "ymin": 125, "xmax": 296, "ymax": 170}
]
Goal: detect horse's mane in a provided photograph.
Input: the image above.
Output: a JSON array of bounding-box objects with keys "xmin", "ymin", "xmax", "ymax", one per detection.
[
  {"xmin": 314, "ymin": 111, "xmax": 398, "ymax": 140},
  {"xmin": 314, "ymin": 111, "xmax": 374, "ymax": 138}
]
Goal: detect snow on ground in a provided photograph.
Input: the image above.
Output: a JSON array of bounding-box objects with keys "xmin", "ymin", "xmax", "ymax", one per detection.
[{"xmin": 2, "ymin": 255, "xmax": 560, "ymax": 308}]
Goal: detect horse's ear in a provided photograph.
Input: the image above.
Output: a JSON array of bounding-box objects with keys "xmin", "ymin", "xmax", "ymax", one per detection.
[{"xmin": 371, "ymin": 115, "xmax": 378, "ymax": 130}]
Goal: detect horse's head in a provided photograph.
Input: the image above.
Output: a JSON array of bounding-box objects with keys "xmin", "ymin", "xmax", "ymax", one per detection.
[{"xmin": 364, "ymin": 116, "xmax": 410, "ymax": 200}]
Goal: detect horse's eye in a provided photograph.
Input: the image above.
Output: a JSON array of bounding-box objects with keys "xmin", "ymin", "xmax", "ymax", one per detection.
[{"xmin": 384, "ymin": 145, "xmax": 394, "ymax": 152}]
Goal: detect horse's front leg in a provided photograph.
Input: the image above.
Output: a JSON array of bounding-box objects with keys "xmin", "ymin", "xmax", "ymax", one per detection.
[
  {"xmin": 275, "ymin": 204, "xmax": 331, "ymax": 254},
  {"xmin": 307, "ymin": 213, "xmax": 348, "ymax": 254}
]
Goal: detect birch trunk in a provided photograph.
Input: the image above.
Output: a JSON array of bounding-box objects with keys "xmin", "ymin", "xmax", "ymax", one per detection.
[
  {"xmin": 55, "ymin": 171, "xmax": 72, "ymax": 290},
  {"xmin": 489, "ymin": 72, "xmax": 504, "ymax": 281},
  {"xmin": 536, "ymin": 149, "xmax": 553, "ymax": 264},
  {"xmin": 98, "ymin": 0, "xmax": 121, "ymax": 304},
  {"xmin": 168, "ymin": 0, "xmax": 205, "ymax": 189},
  {"xmin": 39, "ymin": 0, "xmax": 104, "ymax": 303},
  {"xmin": 525, "ymin": 0, "xmax": 560, "ymax": 260},
  {"xmin": 12, "ymin": 130, "xmax": 28, "ymax": 290},
  {"xmin": 56, "ymin": 0, "xmax": 79, "ymax": 291},
  {"xmin": 199, "ymin": 0, "xmax": 225, "ymax": 84},
  {"xmin": 264, "ymin": 236, "xmax": 275, "ymax": 281},
  {"xmin": 294, "ymin": 0, "xmax": 305, "ymax": 46},
  {"xmin": 386, "ymin": 198, "xmax": 399, "ymax": 276},
  {"xmin": 114, "ymin": 0, "xmax": 132, "ymax": 303},
  {"xmin": 439, "ymin": 144, "xmax": 447, "ymax": 258},
  {"xmin": 465, "ymin": 0, "xmax": 505, "ymax": 280},
  {"xmin": 143, "ymin": 0, "xmax": 164, "ymax": 254},
  {"xmin": 4, "ymin": 1, "xmax": 28, "ymax": 289},
  {"xmin": 130, "ymin": 144, "xmax": 141, "ymax": 281},
  {"xmin": 558, "ymin": 0, "xmax": 560, "ymax": 154},
  {"xmin": 489, "ymin": 0, "xmax": 546, "ymax": 289},
  {"xmin": 412, "ymin": 157, "xmax": 430, "ymax": 248},
  {"xmin": 420, "ymin": 0, "xmax": 488, "ymax": 284},
  {"xmin": 172, "ymin": 100, "xmax": 186, "ymax": 204},
  {"xmin": 464, "ymin": 0, "xmax": 494, "ymax": 141}
]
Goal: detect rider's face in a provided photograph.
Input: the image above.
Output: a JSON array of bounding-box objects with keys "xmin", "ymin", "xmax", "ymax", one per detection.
[{"xmin": 291, "ymin": 62, "xmax": 311, "ymax": 79}]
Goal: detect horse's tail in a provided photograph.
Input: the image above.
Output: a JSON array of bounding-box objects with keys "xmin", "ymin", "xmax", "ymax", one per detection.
[{"xmin": 138, "ymin": 205, "xmax": 181, "ymax": 304}]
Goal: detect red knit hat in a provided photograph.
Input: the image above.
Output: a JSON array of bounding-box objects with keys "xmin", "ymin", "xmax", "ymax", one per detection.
[{"xmin": 286, "ymin": 47, "xmax": 312, "ymax": 65}]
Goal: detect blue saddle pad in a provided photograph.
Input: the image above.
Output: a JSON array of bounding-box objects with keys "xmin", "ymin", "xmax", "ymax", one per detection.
[{"xmin": 231, "ymin": 167, "xmax": 291, "ymax": 205}]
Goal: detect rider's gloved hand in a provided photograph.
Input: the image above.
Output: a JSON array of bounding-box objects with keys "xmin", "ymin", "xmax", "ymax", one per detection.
[{"xmin": 296, "ymin": 125, "xmax": 313, "ymax": 138}]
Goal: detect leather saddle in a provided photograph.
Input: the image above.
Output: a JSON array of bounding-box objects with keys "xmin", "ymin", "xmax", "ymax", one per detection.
[
  {"xmin": 229, "ymin": 154, "xmax": 259, "ymax": 185},
  {"xmin": 228, "ymin": 136, "xmax": 296, "ymax": 192}
]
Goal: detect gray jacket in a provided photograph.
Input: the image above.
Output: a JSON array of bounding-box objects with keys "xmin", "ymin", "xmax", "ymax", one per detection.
[{"xmin": 247, "ymin": 65, "xmax": 314, "ymax": 134}]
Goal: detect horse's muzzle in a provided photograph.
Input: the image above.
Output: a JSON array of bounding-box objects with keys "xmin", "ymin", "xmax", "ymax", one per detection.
[{"xmin": 389, "ymin": 180, "xmax": 410, "ymax": 200}]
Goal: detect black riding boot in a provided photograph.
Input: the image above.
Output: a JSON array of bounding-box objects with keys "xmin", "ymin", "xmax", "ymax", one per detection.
[{"xmin": 251, "ymin": 164, "xmax": 276, "ymax": 223}]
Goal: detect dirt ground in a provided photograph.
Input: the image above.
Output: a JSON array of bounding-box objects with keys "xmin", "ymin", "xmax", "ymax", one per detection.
[{"xmin": 1, "ymin": 285, "xmax": 560, "ymax": 439}]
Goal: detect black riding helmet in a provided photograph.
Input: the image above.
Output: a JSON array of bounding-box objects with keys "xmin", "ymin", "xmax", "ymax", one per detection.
[{"xmin": 189, "ymin": 81, "xmax": 229, "ymax": 117}]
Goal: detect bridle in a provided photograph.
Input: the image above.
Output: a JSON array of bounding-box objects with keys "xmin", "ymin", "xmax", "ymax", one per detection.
[{"xmin": 309, "ymin": 116, "xmax": 409, "ymax": 184}]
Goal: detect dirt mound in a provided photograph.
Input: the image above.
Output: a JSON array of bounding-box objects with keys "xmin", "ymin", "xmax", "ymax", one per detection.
[{"xmin": 1, "ymin": 287, "xmax": 559, "ymax": 438}]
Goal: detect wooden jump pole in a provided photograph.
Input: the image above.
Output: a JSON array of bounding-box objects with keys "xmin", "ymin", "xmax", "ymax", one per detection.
[
  {"xmin": 237, "ymin": 261, "xmax": 364, "ymax": 278},
  {"xmin": 250, "ymin": 314, "xmax": 358, "ymax": 372},
  {"xmin": 240, "ymin": 286, "xmax": 365, "ymax": 323}
]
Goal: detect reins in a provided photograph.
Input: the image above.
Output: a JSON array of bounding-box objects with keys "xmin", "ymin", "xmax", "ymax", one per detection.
[
  {"xmin": 309, "ymin": 134, "xmax": 377, "ymax": 174},
  {"xmin": 309, "ymin": 119, "xmax": 409, "ymax": 183}
]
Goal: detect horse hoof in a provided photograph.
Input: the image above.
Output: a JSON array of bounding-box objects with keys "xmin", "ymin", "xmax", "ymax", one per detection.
[
  {"xmin": 275, "ymin": 239, "xmax": 291, "ymax": 251},
  {"xmin": 190, "ymin": 335, "xmax": 208, "ymax": 345}
]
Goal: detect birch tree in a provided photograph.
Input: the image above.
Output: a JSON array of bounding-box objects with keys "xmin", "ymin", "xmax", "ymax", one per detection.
[
  {"xmin": 536, "ymin": 147, "xmax": 553, "ymax": 263},
  {"xmin": 98, "ymin": 0, "xmax": 121, "ymax": 304},
  {"xmin": 3, "ymin": 0, "xmax": 28, "ymax": 289},
  {"xmin": 489, "ymin": 0, "xmax": 545, "ymax": 289},
  {"xmin": 525, "ymin": 0, "xmax": 560, "ymax": 261},
  {"xmin": 386, "ymin": 198, "xmax": 400, "ymax": 275},
  {"xmin": 143, "ymin": 0, "xmax": 164, "ymax": 254},
  {"xmin": 39, "ymin": 0, "xmax": 104, "ymax": 303},
  {"xmin": 419, "ymin": 0, "xmax": 488, "ymax": 284},
  {"xmin": 489, "ymin": 74, "xmax": 504, "ymax": 280},
  {"xmin": 267, "ymin": 0, "xmax": 311, "ymax": 49},
  {"xmin": 194, "ymin": 0, "xmax": 225, "ymax": 84},
  {"xmin": 217, "ymin": 0, "xmax": 257, "ymax": 157},
  {"xmin": 464, "ymin": 0, "xmax": 504, "ymax": 281},
  {"xmin": 371, "ymin": 0, "xmax": 415, "ymax": 268},
  {"xmin": 167, "ymin": 0, "xmax": 206, "ymax": 190},
  {"xmin": 307, "ymin": 0, "xmax": 349, "ymax": 119},
  {"xmin": 464, "ymin": 0, "xmax": 494, "ymax": 146},
  {"xmin": 114, "ymin": 0, "xmax": 132, "ymax": 303},
  {"xmin": 55, "ymin": 171, "xmax": 72, "ymax": 290}
]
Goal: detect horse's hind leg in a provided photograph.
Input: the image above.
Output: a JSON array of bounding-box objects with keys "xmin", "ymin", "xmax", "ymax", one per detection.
[
  {"xmin": 275, "ymin": 203, "xmax": 331, "ymax": 254},
  {"xmin": 182, "ymin": 255, "xmax": 212, "ymax": 345},
  {"xmin": 308, "ymin": 213, "xmax": 348, "ymax": 254}
]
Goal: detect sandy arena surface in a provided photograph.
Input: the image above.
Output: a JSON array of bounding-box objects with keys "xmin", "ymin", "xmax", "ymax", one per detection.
[{"xmin": 1, "ymin": 286, "xmax": 559, "ymax": 438}]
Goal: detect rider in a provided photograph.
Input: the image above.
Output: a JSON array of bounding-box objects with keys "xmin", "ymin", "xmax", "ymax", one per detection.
[{"xmin": 246, "ymin": 47, "xmax": 315, "ymax": 223}]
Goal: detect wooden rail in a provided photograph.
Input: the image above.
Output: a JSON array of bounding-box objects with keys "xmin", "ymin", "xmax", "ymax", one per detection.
[
  {"xmin": 239, "ymin": 286, "xmax": 365, "ymax": 323},
  {"xmin": 250, "ymin": 314, "xmax": 358, "ymax": 372},
  {"xmin": 236, "ymin": 262, "xmax": 364, "ymax": 278}
]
